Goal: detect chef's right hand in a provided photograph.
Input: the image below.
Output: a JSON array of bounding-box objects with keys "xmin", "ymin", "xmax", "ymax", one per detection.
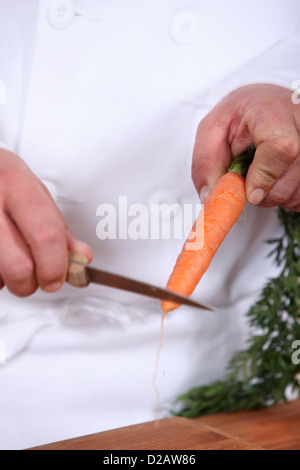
[{"xmin": 0, "ymin": 149, "xmax": 93, "ymax": 297}]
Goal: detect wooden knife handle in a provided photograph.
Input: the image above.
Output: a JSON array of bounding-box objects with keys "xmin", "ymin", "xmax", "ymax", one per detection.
[{"xmin": 66, "ymin": 251, "xmax": 90, "ymax": 288}]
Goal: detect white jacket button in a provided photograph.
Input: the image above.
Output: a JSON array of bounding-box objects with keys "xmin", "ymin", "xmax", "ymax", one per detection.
[
  {"xmin": 47, "ymin": 0, "xmax": 75, "ymax": 30},
  {"xmin": 170, "ymin": 11, "xmax": 199, "ymax": 46}
]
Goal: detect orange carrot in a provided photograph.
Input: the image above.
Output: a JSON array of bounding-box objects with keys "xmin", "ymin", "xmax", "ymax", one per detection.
[{"xmin": 161, "ymin": 147, "xmax": 255, "ymax": 315}]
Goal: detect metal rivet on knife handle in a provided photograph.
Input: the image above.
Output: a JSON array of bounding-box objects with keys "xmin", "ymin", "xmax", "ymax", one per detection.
[{"xmin": 67, "ymin": 251, "xmax": 90, "ymax": 287}]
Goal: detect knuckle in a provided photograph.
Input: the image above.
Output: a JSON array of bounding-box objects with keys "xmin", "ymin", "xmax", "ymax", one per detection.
[
  {"xmin": 36, "ymin": 253, "xmax": 68, "ymax": 288},
  {"xmin": 269, "ymin": 135, "xmax": 300, "ymax": 163},
  {"xmin": 32, "ymin": 220, "xmax": 65, "ymax": 246},
  {"xmin": 254, "ymin": 165, "xmax": 278, "ymax": 187},
  {"xmin": 5, "ymin": 258, "xmax": 34, "ymax": 285},
  {"xmin": 38, "ymin": 263, "xmax": 65, "ymax": 285}
]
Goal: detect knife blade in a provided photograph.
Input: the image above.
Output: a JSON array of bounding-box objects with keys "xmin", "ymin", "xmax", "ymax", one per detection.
[{"xmin": 66, "ymin": 252, "xmax": 214, "ymax": 311}]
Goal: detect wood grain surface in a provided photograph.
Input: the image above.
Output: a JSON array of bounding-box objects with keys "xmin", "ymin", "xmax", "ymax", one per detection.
[
  {"xmin": 30, "ymin": 400, "xmax": 300, "ymax": 450},
  {"xmin": 198, "ymin": 399, "xmax": 300, "ymax": 450},
  {"xmin": 30, "ymin": 417, "xmax": 261, "ymax": 450}
]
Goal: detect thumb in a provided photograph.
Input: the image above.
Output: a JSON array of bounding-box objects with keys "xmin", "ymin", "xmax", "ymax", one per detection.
[{"xmin": 66, "ymin": 229, "xmax": 94, "ymax": 263}]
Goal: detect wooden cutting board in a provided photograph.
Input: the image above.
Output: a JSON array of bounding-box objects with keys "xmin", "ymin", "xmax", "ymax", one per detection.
[
  {"xmin": 30, "ymin": 400, "xmax": 300, "ymax": 450},
  {"xmin": 30, "ymin": 417, "xmax": 261, "ymax": 450},
  {"xmin": 198, "ymin": 398, "xmax": 300, "ymax": 450}
]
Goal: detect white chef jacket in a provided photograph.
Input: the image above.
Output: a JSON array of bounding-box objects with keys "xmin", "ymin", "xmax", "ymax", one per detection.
[{"xmin": 0, "ymin": 0, "xmax": 298, "ymax": 450}]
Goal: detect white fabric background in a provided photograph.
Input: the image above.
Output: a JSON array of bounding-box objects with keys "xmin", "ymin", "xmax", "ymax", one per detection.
[{"xmin": 0, "ymin": 0, "xmax": 297, "ymax": 449}]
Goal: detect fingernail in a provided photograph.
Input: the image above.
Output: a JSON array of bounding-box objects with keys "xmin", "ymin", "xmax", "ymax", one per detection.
[
  {"xmin": 42, "ymin": 281, "xmax": 63, "ymax": 293},
  {"xmin": 199, "ymin": 185, "xmax": 211, "ymax": 203},
  {"xmin": 249, "ymin": 188, "xmax": 265, "ymax": 205},
  {"xmin": 72, "ymin": 239, "xmax": 90, "ymax": 251},
  {"xmin": 70, "ymin": 239, "xmax": 93, "ymax": 262},
  {"xmin": 78, "ymin": 240, "xmax": 90, "ymax": 249}
]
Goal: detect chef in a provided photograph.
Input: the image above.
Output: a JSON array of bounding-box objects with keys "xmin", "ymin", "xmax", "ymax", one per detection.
[{"xmin": 0, "ymin": 0, "xmax": 299, "ymax": 450}]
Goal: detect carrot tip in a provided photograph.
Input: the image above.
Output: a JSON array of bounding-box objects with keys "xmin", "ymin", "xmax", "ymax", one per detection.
[
  {"xmin": 161, "ymin": 302, "xmax": 180, "ymax": 316},
  {"xmin": 161, "ymin": 307, "xmax": 168, "ymax": 316}
]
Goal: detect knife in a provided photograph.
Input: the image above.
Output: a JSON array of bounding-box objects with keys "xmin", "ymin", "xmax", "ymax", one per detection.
[{"xmin": 66, "ymin": 251, "xmax": 214, "ymax": 311}]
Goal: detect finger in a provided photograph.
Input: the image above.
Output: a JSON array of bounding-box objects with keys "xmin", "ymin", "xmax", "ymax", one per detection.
[
  {"xmin": 260, "ymin": 156, "xmax": 300, "ymax": 208},
  {"xmin": 275, "ymin": 172, "xmax": 300, "ymax": 212},
  {"xmin": 66, "ymin": 229, "xmax": 94, "ymax": 263},
  {"xmin": 0, "ymin": 213, "xmax": 38, "ymax": 297},
  {"xmin": 284, "ymin": 184, "xmax": 300, "ymax": 212},
  {"xmin": 287, "ymin": 178, "xmax": 300, "ymax": 211},
  {"xmin": 192, "ymin": 111, "xmax": 233, "ymax": 196},
  {"xmin": 244, "ymin": 116, "xmax": 300, "ymax": 205},
  {"xmin": 7, "ymin": 180, "xmax": 69, "ymax": 293}
]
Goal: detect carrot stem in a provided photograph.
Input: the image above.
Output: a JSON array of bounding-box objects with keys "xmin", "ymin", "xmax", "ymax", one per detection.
[{"xmin": 229, "ymin": 143, "xmax": 255, "ymax": 177}]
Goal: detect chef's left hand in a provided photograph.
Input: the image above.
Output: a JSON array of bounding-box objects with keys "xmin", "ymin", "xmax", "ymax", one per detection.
[{"xmin": 192, "ymin": 83, "xmax": 300, "ymax": 212}]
